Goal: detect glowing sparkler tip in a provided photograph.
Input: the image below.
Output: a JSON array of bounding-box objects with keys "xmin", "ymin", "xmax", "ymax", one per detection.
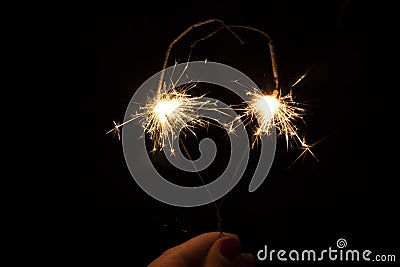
[
  {"xmin": 256, "ymin": 91, "xmax": 280, "ymax": 120},
  {"xmin": 153, "ymin": 98, "xmax": 181, "ymax": 123}
]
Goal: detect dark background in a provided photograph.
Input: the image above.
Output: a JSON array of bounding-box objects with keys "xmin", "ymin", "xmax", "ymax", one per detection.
[{"xmin": 74, "ymin": 1, "xmax": 398, "ymax": 265}]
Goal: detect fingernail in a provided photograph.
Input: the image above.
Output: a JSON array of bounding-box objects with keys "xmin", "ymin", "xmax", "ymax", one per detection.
[{"xmin": 220, "ymin": 238, "xmax": 241, "ymax": 260}]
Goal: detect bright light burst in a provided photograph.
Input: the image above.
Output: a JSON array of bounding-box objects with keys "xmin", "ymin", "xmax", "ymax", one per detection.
[
  {"xmin": 238, "ymin": 89, "xmax": 306, "ymax": 150},
  {"xmin": 153, "ymin": 98, "xmax": 181, "ymax": 124},
  {"xmin": 107, "ymin": 86, "xmax": 219, "ymax": 154},
  {"xmin": 239, "ymin": 87, "xmax": 322, "ymax": 166},
  {"xmin": 141, "ymin": 88, "xmax": 215, "ymax": 153}
]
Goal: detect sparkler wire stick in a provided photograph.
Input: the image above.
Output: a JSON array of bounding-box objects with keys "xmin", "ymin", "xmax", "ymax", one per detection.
[
  {"xmin": 178, "ymin": 138, "xmax": 224, "ymax": 236},
  {"xmin": 151, "ymin": 20, "xmax": 247, "ymax": 235},
  {"xmin": 157, "ymin": 19, "xmax": 243, "ymax": 94},
  {"xmin": 225, "ymin": 25, "xmax": 279, "ymax": 91}
]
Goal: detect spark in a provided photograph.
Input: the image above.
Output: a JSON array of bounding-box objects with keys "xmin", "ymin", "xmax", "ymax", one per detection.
[
  {"xmin": 231, "ymin": 88, "xmax": 304, "ymax": 150},
  {"xmin": 287, "ymin": 135, "xmax": 329, "ymax": 169},
  {"xmin": 141, "ymin": 88, "xmax": 216, "ymax": 153},
  {"xmin": 107, "ymin": 85, "xmax": 220, "ymax": 154},
  {"xmin": 106, "ymin": 121, "xmax": 121, "ymax": 140},
  {"xmin": 253, "ymin": 90, "xmax": 304, "ymax": 148},
  {"xmin": 243, "ymin": 86, "xmax": 326, "ymax": 167},
  {"xmin": 233, "ymin": 88, "xmax": 322, "ymax": 166}
]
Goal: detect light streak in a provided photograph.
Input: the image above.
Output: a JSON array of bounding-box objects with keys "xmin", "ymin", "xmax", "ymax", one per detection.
[
  {"xmin": 287, "ymin": 135, "xmax": 329, "ymax": 169},
  {"xmin": 106, "ymin": 120, "xmax": 121, "ymax": 140}
]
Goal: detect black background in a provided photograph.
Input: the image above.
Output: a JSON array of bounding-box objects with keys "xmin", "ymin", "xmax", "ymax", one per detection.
[{"xmin": 73, "ymin": 1, "xmax": 398, "ymax": 266}]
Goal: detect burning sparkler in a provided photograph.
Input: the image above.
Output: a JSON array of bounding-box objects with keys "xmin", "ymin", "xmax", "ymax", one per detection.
[
  {"xmin": 107, "ymin": 19, "xmax": 240, "ymax": 152},
  {"xmin": 107, "ymin": 19, "xmax": 319, "ymax": 165},
  {"xmin": 244, "ymin": 89, "xmax": 305, "ymax": 149},
  {"xmin": 105, "ymin": 20, "xmax": 326, "ymax": 236},
  {"xmin": 107, "ymin": 85, "xmax": 219, "ymax": 154},
  {"xmin": 191, "ymin": 23, "xmax": 318, "ymax": 163},
  {"xmin": 230, "ymin": 78, "xmax": 320, "ymax": 167},
  {"xmin": 139, "ymin": 88, "xmax": 218, "ymax": 153}
]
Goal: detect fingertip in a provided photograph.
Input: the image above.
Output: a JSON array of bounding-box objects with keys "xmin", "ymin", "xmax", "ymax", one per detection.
[
  {"xmin": 219, "ymin": 237, "xmax": 241, "ymax": 261},
  {"xmin": 205, "ymin": 235, "xmax": 256, "ymax": 267},
  {"xmin": 203, "ymin": 235, "xmax": 242, "ymax": 266}
]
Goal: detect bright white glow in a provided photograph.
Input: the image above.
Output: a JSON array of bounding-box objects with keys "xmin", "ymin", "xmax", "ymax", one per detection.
[
  {"xmin": 153, "ymin": 99, "xmax": 181, "ymax": 123},
  {"xmin": 255, "ymin": 95, "xmax": 279, "ymax": 121}
]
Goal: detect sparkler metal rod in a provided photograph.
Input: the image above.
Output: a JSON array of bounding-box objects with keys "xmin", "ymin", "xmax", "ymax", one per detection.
[
  {"xmin": 157, "ymin": 19, "xmax": 243, "ymax": 94},
  {"xmin": 268, "ymin": 41, "xmax": 279, "ymax": 91},
  {"xmin": 179, "ymin": 138, "xmax": 224, "ymax": 236},
  {"xmin": 226, "ymin": 25, "xmax": 279, "ymax": 91}
]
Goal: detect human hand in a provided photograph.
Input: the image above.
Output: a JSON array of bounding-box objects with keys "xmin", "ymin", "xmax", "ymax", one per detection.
[{"xmin": 148, "ymin": 232, "xmax": 255, "ymax": 267}]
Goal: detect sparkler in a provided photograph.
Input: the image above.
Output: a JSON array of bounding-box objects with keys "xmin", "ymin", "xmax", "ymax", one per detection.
[
  {"xmin": 244, "ymin": 89, "xmax": 305, "ymax": 149},
  {"xmin": 231, "ymin": 78, "xmax": 320, "ymax": 167},
  {"xmin": 106, "ymin": 19, "xmax": 323, "ymax": 238},
  {"xmin": 223, "ymin": 25, "xmax": 318, "ymax": 164},
  {"xmin": 107, "ymin": 19, "xmax": 319, "ymax": 163},
  {"xmin": 107, "ymin": 85, "xmax": 220, "ymax": 154},
  {"xmin": 136, "ymin": 87, "xmax": 218, "ymax": 153},
  {"xmin": 107, "ymin": 19, "xmax": 240, "ymax": 152}
]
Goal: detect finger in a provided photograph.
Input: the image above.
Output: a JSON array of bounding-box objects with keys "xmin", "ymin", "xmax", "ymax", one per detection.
[
  {"xmin": 176, "ymin": 232, "xmax": 237, "ymax": 265},
  {"xmin": 148, "ymin": 232, "xmax": 237, "ymax": 267},
  {"xmin": 203, "ymin": 235, "xmax": 245, "ymax": 267}
]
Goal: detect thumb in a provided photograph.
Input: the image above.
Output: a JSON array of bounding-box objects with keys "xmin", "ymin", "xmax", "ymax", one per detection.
[{"xmin": 204, "ymin": 235, "xmax": 255, "ymax": 267}]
